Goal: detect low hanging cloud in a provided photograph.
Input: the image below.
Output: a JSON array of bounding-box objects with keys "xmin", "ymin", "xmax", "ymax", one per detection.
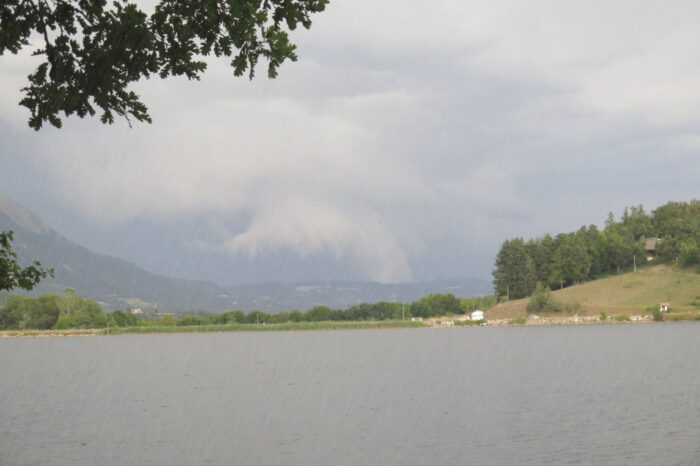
[
  {"xmin": 25, "ymin": 87, "xmax": 426, "ymax": 282},
  {"xmin": 2, "ymin": 0, "xmax": 700, "ymax": 283},
  {"xmin": 225, "ymin": 197, "xmax": 412, "ymax": 283}
]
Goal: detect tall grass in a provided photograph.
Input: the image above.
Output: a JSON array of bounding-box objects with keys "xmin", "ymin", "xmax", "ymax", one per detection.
[
  {"xmin": 454, "ymin": 319, "xmax": 486, "ymax": 326},
  {"xmin": 102, "ymin": 320, "xmax": 426, "ymax": 335}
]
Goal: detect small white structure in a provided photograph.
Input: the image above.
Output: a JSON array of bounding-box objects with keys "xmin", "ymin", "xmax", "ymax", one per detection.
[
  {"xmin": 471, "ymin": 310, "xmax": 484, "ymax": 321},
  {"xmin": 130, "ymin": 308, "xmax": 143, "ymax": 315},
  {"xmin": 659, "ymin": 303, "xmax": 670, "ymax": 312},
  {"xmin": 411, "ymin": 317, "xmax": 423, "ymax": 322}
]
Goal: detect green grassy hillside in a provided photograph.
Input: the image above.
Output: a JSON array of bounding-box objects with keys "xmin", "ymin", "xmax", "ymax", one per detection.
[{"xmin": 488, "ymin": 265, "xmax": 700, "ymax": 319}]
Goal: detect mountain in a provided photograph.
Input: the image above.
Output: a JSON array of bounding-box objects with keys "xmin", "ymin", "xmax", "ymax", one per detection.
[
  {"xmin": 0, "ymin": 195, "xmax": 230, "ymax": 311},
  {"xmin": 222, "ymin": 280, "xmax": 492, "ymax": 312},
  {"xmin": 0, "ymin": 195, "xmax": 492, "ymax": 311}
]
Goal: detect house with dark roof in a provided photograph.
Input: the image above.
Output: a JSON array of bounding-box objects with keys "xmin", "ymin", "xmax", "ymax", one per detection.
[{"xmin": 645, "ymin": 237, "xmax": 661, "ymax": 261}]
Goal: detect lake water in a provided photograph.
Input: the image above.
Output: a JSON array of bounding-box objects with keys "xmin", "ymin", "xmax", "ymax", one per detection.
[{"xmin": 1, "ymin": 324, "xmax": 699, "ymax": 465}]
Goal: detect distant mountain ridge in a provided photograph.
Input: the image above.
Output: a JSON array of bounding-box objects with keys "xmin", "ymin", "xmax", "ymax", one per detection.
[
  {"xmin": 0, "ymin": 195, "xmax": 49, "ymax": 234},
  {"xmin": 0, "ymin": 194, "xmax": 229, "ymax": 311},
  {"xmin": 0, "ymin": 195, "xmax": 491, "ymax": 311}
]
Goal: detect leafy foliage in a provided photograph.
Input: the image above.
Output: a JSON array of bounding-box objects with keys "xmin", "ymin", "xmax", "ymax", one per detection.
[
  {"xmin": 1, "ymin": 0, "xmax": 328, "ymax": 129},
  {"xmin": 0, "ymin": 292, "xmax": 106, "ymax": 329},
  {"xmin": 409, "ymin": 293, "xmax": 462, "ymax": 318},
  {"xmin": 493, "ymin": 201, "xmax": 700, "ymax": 299},
  {"xmin": 108, "ymin": 309, "xmax": 139, "ymax": 327},
  {"xmin": 0, "ymin": 230, "xmax": 53, "ymax": 292},
  {"xmin": 25, "ymin": 294, "xmax": 61, "ymax": 328},
  {"xmin": 454, "ymin": 318, "xmax": 486, "ymax": 326},
  {"xmin": 526, "ymin": 283, "xmax": 556, "ymax": 313},
  {"xmin": 0, "ymin": 291, "xmax": 495, "ymax": 330},
  {"xmin": 678, "ymin": 240, "xmax": 700, "ymax": 268},
  {"xmin": 305, "ymin": 305, "xmax": 334, "ymax": 322},
  {"xmin": 493, "ymin": 238, "xmax": 536, "ymax": 299},
  {"xmin": 459, "ymin": 295, "xmax": 496, "ymax": 313}
]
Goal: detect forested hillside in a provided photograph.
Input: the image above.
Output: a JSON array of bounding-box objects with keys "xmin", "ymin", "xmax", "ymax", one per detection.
[{"xmin": 493, "ymin": 200, "xmax": 700, "ymax": 299}]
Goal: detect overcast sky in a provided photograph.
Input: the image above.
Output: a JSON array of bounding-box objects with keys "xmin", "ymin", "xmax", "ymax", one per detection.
[{"xmin": 2, "ymin": 1, "xmax": 700, "ymax": 285}]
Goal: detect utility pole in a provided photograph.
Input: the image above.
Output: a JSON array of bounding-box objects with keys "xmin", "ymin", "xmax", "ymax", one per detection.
[
  {"xmin": 634, "ymin": 254, "xmax": 637, "ymax": 273},
  {"xmin": 402, "ymin": 304, "xmax": 405, "ymax": 321}
]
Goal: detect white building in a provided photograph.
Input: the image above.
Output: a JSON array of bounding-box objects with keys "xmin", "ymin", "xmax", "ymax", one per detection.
[{"xmin": 471, "ymin": 310, "xmax": 484, "ymax": 321}]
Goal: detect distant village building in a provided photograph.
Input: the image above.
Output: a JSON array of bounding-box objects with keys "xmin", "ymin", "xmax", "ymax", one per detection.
[
  {"xmin": 471, "ymin": 310, "xmax": 484, "ymax": 321},
  {"xmin": 130, "ymin": 308, "xmax": 143, "ymax": 315},
  {"xmin": 645, "ymin": 237, "xmax": 662, "ymax": 261},
  {"xmin": 659, "ymin": 303, "xmax": 670, "ymax": 312}
]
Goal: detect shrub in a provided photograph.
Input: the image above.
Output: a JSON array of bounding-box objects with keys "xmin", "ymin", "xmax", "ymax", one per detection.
[
  {"xmin": 527, "ymin": 283, "xmax": 556, "ymax": 313},
  {"xmin": 269, "ymin": 312, "xmax": 291, "ymax": 324},
  {"xmin": 509, "ymin": 317, "xmax": 528, "ymax": 325},
  {"xmin": 0, "ymin": 296, "xmax": 30, "ymax": 329},
  {"xmin": 599, "ymin": 311, "xmax": 608, "ymax": 321},
  {"xmin": 410, "ymin": 294, "xmax": 462, "ymax": 318},
  {"xmin": 58, "ymin": 294, "xmax": 108, "ymax": 328},
  {"xmin": 614, "ymin": 315, "xmax": 631, "ymax": 322},
  {"xmin": 158, "ymin": 314, "xmax": 177, "ymax": 326},
  {"xmin": 176, "ymin": 315, "xmax": 206, "ymax": 326},
  {"xmin": 561, "ymin": 302, "xmax": 581, "ymax": 313},
  {"xmin": 53, "ymin": 315, "xmax": 77, "ymax": 329},
  {"xmin": 652, "ymin": 309, "xmax": 664, "ymax": 321},
  {"xmin": 108, "ymin": 310, "xmax": 138, "ymax": 327},
  {"xmin": 245, "ymin": 310, "xmax": 271, "ymax": 324},
  {"xmin": 460, "ymin": 295, "xmax": 496, "ymax": 313},
  {"xmin": 305, "ymin": 305, "xmax": 334, "ymax": 322},
  {"xmin": 678, "ymin": 240, "xmax": 700, "ymax": 268},
  {"xmin": 221, "ymin": 310, "xmax": 246, "ymax": 324},
  {"xmin": 1, "ymin": 293, "xmax": 106, "ymax": 330},
  {"xmin": 26, "ymin": 295, "xmax": 61, "ymax": 329},
  {"xmin": 454, "ymin": 319, "xmax": 486, "ymax": 326}
]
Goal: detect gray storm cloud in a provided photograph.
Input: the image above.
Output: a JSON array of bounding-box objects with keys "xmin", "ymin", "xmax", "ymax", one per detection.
[
  {"xmin": 20, "ymin": 94, "xmax": 426, "ymax": 282},
  {"xmin": 2, "ymin": 0, "xmax": 700, "ymax": 283},
  {"xmin": 224, "ymin": 197, "xmax": 413, "ymax": 283}
]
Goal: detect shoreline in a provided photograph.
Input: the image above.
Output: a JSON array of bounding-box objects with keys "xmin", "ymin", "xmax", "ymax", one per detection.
[
  {"xmin": 2, "ymin": 313, "xmax": 698, "ymax": 338},
  {"xmin": 0, "ymin": 320, "xmax": 424, "ymax": 338}
]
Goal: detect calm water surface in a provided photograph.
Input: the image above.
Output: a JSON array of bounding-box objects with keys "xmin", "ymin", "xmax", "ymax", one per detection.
[{"xmin": 1, "ymin": 324, "xmax": 700, "ymax": 465}]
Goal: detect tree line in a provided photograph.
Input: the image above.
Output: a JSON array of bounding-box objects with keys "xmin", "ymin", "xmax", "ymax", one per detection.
[
  {"xmin": 0, "ymin": 292, "xmax": 496, "ymax": 331},
  {"xmin": 1, "ymin": 227, "xmax": 495, "ymax": 330},
  {"xmin": 0, "ymin": 290, "xmax": 112, "ymax": 330},
  {"xmin": 493, "ymin": 200, "xmax": 700, "ymax": 299}
]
